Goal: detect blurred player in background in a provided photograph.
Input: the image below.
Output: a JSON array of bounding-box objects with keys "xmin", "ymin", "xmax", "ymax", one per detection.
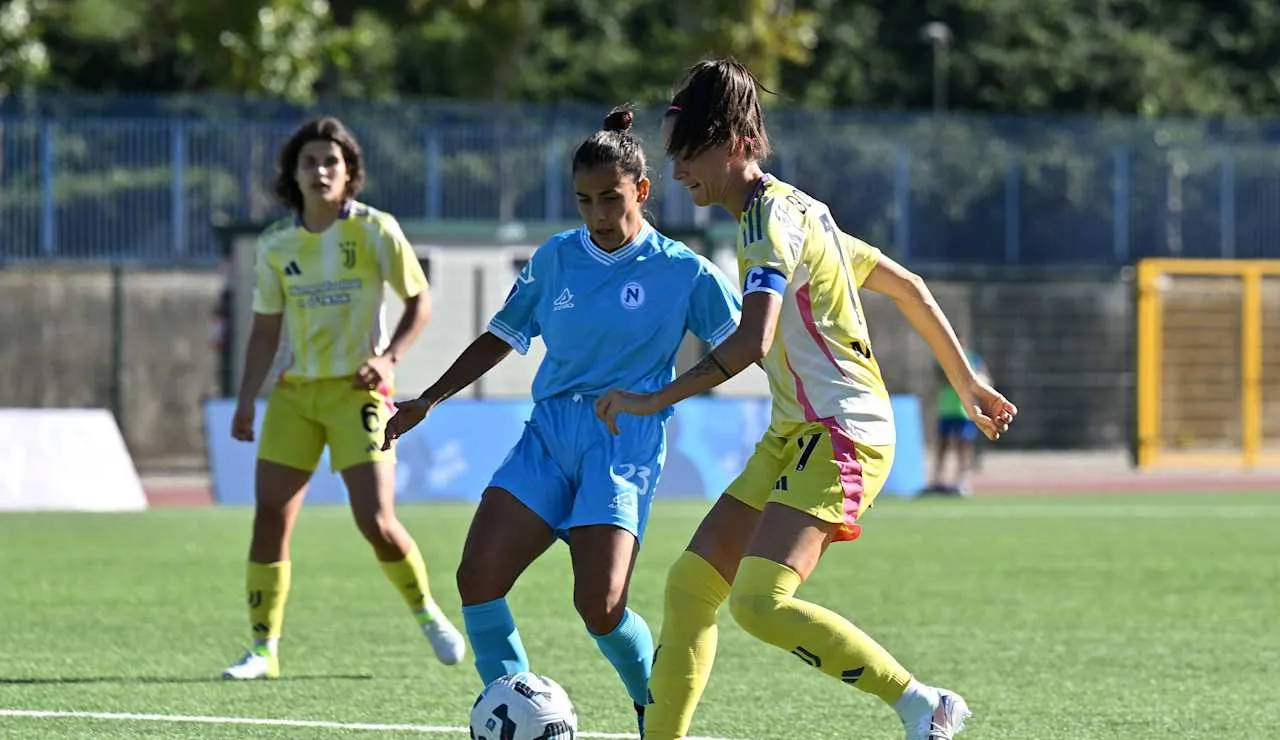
[
  {"xmin": 223, "ymin": 116, "xmax": 465, "ymax": 680},
  {"xmin": 383, "ymin": 107, "xmax": 741, "ymax": 735},
  {"xmin": 596, "ymin": 59, "xmax": 1017, "ymax": 740},
  {"xmin": 927, "ymin": 339, "xmax": 990, "ymax": 496}
]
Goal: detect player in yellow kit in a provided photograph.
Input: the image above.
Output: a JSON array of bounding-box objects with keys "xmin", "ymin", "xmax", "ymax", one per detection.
[
  {"xmin": 596, "ymin": 59, "xmax": 1017, "ymax": 739},
  {"xmin": 222, "ymin": 116, "xmax": 465, "ymax": 680}
]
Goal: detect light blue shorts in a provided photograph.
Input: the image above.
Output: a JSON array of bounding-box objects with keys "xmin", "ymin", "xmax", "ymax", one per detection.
[{"xmin": 488, "ymin": 394, "xmax": 666, "ymax": 543}]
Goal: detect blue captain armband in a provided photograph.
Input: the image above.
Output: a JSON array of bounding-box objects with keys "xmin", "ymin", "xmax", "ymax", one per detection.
[{"xmin": 743, "ymin": 266, "xmax": 788, "ymax": 297}]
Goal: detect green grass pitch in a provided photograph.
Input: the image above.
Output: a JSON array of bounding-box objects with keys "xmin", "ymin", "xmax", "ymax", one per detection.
[{"xmin": 1, "ymin": 493, "xmax": 1277, "ymax": 739}]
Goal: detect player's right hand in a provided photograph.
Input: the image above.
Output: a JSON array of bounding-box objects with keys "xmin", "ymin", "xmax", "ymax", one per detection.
[
  {"xmin": 382, "ymin": 397, "xmax": 431, "ymax": 451},
  {"xmin": 231, "ymin": 400, "xmax": 256, "ymax": 442}
]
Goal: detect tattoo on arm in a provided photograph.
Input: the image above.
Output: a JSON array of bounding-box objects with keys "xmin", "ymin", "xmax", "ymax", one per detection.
[
  {"xmin": 682, "ymin": 350, "xmax": 735, "ymax": 383},
  {"xmin": 708, "ymin": 350, "xmax": 732, "ymax": 378},
  {"xmin": 660, "ymin": 347, "xmax": 744, "ymax": 406}
]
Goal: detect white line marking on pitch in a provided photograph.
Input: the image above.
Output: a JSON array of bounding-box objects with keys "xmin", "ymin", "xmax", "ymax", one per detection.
[
  {"xmin": 882, "ymin": 504, "xmax": 1280, "ymax": 519},
  {"xmin": 0, "ymin": 708, "xmax": 736, "ymax": 740}
]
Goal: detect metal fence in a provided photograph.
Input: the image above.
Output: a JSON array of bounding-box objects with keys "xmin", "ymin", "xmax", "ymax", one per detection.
[
  {"xmin": 6, "ymin": 95, "xmax": 1280, "ymax": 265},
  {"xmin": 0, "ymin": 260, "xmax": 1135, "ymax": 464}
]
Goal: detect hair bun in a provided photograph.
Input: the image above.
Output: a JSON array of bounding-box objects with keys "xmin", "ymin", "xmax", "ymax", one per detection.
[{"xmin": 603, "ymin": 108, "xmax": 634, "ymax": 132}]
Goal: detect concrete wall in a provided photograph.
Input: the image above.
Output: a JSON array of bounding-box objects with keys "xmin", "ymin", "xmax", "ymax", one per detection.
[
  {"xmin": 0, "ymin": 269, "xmax": 223, "ymax": 468},
  {"xmin": 1, "ymin": 265, "xmax": 1134, "ymax": 468}
]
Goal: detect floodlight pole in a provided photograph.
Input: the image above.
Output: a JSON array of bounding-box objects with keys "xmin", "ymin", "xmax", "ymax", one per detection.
[{"xmin": 920, "ymin": 21, "xmax": 954, "ymax": 114}]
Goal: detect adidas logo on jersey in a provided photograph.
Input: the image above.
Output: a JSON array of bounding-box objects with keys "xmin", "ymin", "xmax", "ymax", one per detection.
[{"xmin": 283, "ymin": 261, "xmax": 303, "ymax": 276}]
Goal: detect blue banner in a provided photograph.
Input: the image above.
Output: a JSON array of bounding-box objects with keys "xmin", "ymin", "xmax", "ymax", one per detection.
[{"xmin": 203, "ymin": 396, "xmax": 926, "ymax": 505}]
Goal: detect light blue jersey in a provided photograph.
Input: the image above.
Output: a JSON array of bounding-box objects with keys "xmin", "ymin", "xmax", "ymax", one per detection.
[
  {"xmin": 486, "ymin": 222, "xmax": 741, "ymax": 541},
  {"xmin": 489, "ymin": 222, "xmax": 740, "ymax": 404}
]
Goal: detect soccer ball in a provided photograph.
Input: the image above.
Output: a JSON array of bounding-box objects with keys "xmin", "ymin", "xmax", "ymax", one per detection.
[{"xmin": 469, "ymin": 672, "xmax": 578, "ymax": 740}]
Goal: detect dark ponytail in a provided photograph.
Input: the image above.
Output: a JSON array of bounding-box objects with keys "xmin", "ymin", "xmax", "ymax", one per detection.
[{"xmin": 572, "ymin": 105, "xmax": 648, "ymax": 181}]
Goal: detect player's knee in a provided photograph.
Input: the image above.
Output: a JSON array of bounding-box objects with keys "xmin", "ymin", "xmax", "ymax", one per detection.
[
  {"xmin": 456, "ymin": 554, "xmax": 511, "ymax": 605},
  {"xmin": 353, "ymin": 510, "xmax": 398, "ymax": 546},
  {"xmin": 665, "ymin": 553, "xmax": 729, "ymax": 610},
  {"xmin": 574, "ymin": 578, "xmax": 628, "ymax": 635},
  {"xmin": 663, "ymin": 561, "xmax": 696, "ymax": 606},
  {"xmin": 727, "ymin": 583, "xmax": 781, "ymax": 639},
  {"xmin": 454, "ymin": 558, "xmax": 488, "ymax": 604}
]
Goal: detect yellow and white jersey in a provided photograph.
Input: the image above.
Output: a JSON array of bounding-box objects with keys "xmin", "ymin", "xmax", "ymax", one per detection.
[
  {"xmin": 251, "ymin": 201, "xmax": 427, "ymax": 383},
  {"xmin": 737, "ymin": 175, "xmax": 894, "ymax": 445}
]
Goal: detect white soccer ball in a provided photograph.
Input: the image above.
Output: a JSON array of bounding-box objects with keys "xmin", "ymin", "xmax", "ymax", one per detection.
[{"xmin": 469, "ymin": 672, "xmax": 578, "ymax": 740}]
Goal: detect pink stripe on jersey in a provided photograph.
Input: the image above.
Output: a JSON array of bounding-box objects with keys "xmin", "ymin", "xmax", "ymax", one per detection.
[
  {"xmin": 795, "ymin": 283, "xmax": 849, "ymax": 379},
  {"xmin": 783, "ymin": 353, "xmax": 819, "ymax": 422},
  {"xmin": 822, "ymin": 418, "xmax": 865, "ymax": 542}
]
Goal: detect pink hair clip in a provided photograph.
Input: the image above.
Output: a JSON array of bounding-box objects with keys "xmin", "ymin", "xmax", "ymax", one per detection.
[{"xmin": 666, "ymin": 105, "xmax": 683, "ymax": 113}]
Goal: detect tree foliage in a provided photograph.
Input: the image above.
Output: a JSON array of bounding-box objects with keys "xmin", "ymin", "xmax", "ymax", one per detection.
[
  {"xmin": 4, "ymin": 0, "xmax": 1280, "ymax": 116},
  {"xmin": 0, "ymin": 0, "xmax": 51, "ymax": 95}
]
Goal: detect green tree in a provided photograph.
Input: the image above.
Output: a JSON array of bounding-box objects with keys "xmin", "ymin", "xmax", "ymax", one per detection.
[
  {"xmin": 782, "ymin": 0, "xmax": 1254, "ymax": 116},
  {"xmin": 391, "ymin": 0, "xmax": 544, "ymax": 101},
  {"xmin": 673, "ymin": 0, "xmax": 820, "ymax": 93},
  {"xmin": 209, "ymin": 0, "xmax": 344, "ymax": 103},
  {"xmin": 0, "ymin": 0, "xmax": 51, "ymax": 94},
  {"xmin": 17, "ymin": 0, "xmax": 1280, "ymax": 118}
]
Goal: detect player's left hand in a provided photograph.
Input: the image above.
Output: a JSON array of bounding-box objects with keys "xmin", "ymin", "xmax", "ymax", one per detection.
[
  {"xmin": 595, "ymin": 389, "xmax": 663, "ymax": 435},
  {"xmin": 355, "ymin": 354, "xmax": 394, "ymax": 391},
  {"xmin": 964, "ymin": 379, "xmax": 1017, "ymax": 441},
  {"xmin": 382, "ymin": 396, "xmax": 431, "ymax": 451}
]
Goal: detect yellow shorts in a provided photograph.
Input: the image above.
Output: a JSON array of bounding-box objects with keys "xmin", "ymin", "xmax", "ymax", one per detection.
[
  {"xmin": 257, "ymin": 377, "xmax": 395, "ymax": 473},
  {"xmin": 725, "ymin": 420, "xmax": 894, "ymax": 543}
]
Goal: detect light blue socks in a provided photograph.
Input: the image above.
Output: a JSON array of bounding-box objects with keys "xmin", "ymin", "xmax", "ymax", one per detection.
[
  {"xmin": 591, "ymin": 607, "xmax": 655, "ymax": 706},
  {"xmin": 461, "ymin": 598, "xmax": 529, "ymax": 685}
]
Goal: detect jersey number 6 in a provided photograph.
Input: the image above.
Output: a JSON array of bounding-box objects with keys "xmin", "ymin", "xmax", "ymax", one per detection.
[{"xmin": 360, "ymin": 402, "xmax": 381, "ymax": 433}]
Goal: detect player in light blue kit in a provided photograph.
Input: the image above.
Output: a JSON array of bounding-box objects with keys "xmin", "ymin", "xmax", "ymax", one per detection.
[{"xmin": 382, "ymin": 107, "xmax": 741, "ymax": 735}]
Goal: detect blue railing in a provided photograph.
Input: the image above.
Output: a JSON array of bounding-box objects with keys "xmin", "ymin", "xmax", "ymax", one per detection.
[{"xmin": 5, "ymin": 96, "xmax": 1280, "ymax": 265}]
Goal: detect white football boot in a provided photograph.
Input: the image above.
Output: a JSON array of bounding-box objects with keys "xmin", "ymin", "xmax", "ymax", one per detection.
[
  {"xmin": 420, "ymin": 604, "xmax": 467, "ymax": 666},
  {"xmin": 905, "ymin": 689, "xmax": 971, "ymax": 740},
  {"xmin": 222, "ymin": 648, "xmax": 279, "ymax": 680}
]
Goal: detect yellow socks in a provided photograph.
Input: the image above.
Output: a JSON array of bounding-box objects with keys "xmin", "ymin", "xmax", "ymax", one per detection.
[
  {"xmin": 377, "ymin": 541, "xmax": 437, "ymax": 620},
  {"xmin": 246, "ymin": 561, "xmax": 291, "ymax": 652},
  {"xmin": 729, "ymin": 555, "xmax": 912, "ymax": 705},
  {"xmin": 245, "ymin": 543, "xmax": 432, "ymax": 651},
  {"xmin": 647, "ymin": 552, "xmax": 913, "ymax": 740},
  {"xmin": 646, "ymin": 551, "xmax": 731, "ymax": 740}
]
